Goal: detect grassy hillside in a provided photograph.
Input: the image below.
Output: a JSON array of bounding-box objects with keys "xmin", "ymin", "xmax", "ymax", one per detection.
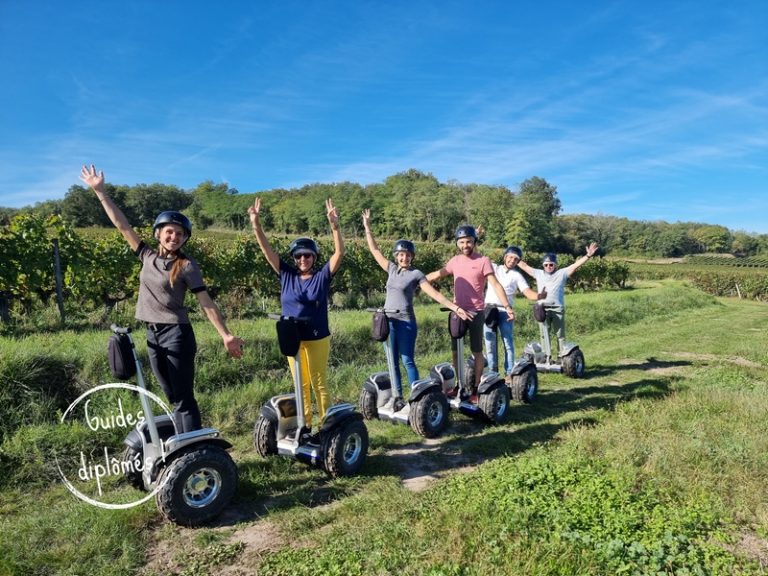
[{"xmin": 1, "ymin": 281, "xmax": 767, "ymax": 575}]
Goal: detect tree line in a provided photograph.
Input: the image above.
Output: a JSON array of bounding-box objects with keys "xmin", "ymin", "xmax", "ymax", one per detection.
[{"xmin": 3, "ymin": 168, "xmax": 767, "ymax": 258}]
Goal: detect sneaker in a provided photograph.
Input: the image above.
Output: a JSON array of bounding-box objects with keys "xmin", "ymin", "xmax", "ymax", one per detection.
[
  {"xmin": 393, "ymin": 397, "xmax": 406, "ymax": 412},
  {"xmin": 383, "ymin": 397, "xmax": 396, "ymax": 410},
  {"xmin": 504, "ymin": 374, "xmax": 513, "ymax": 385}
]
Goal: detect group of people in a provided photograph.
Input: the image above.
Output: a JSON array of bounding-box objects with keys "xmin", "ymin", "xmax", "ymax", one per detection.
[{"xmin": 80, "ymin": 164, "xmax": 598, "ymax": 435}]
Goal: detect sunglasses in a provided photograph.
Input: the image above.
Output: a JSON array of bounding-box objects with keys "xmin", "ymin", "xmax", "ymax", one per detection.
[
  {"xmin": 543, "ymin": 263, "xmax": 556, "ymax": 267},
  {"xmin": 294, "ymin": 254, "xmax": 314, "ymax": 260}
]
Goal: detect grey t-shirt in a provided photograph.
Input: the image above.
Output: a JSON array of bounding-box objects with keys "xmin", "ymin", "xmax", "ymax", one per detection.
[
  {"xmin": 531, "ymin": 268, "xmax": 569, "ymax": 308},
  {"xmin": 383, "ymin": 262, "xmax": 427, "ymax": 321},
  {"xmin": 134, "ymin": 242, "xmax": 206, "ymax": 324}
]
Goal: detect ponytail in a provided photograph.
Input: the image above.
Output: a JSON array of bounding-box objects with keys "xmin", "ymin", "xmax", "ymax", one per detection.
[{"xmin": 169, "ymin": 251, "xmax": 187, "ymax": 288}]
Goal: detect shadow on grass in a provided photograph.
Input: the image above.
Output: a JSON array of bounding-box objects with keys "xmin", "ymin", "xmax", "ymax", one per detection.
[
  {"xmin": 585, "ymin": 357, "xmax": 694, "ymax": 378},
  {"xmin": 214, "ymin": 372, "xmax": 680, "ymax": 525},
  {"xmin": 363, "ymin": 374, "xmax": 677, "ymax": 488}
]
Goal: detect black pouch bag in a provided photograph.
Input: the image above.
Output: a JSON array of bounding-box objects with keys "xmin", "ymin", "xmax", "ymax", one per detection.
[
  {"xmin": 448, "ymin": 311, "xmax": 468, "ymax": 339},
  {"xmin": 276, "ymin": 319, "xmax": 302, "ymax": 357},
  {"xmin": 533, "ymin": 302, "xmax": 547, "ymax": 323},
  {"xmin": 484, "ymin": 306, "xmax": 499, "ymax": 330},
  {"xmin": 108, "ymin": 334, "xmax": 136, "ymax": 380},
  {"xmin": 371, "ymin": 311, "xmax": 390, "ymax": 342}
]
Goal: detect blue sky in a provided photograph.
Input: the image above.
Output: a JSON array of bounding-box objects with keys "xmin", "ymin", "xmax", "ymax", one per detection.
[{"xmin": 1, "ymin": 1, "xmax": 766, "ymax": 233}]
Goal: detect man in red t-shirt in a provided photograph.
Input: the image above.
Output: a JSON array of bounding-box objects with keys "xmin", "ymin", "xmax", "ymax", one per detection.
[{"xmin": 426, "ymin": 225, "xmax": 516, "ymax": 390}]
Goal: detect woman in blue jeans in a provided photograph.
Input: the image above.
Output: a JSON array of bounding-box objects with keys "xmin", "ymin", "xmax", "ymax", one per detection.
[{"xmin": 362, "ymin": 210, "xmax": 470, "ymax": 404}]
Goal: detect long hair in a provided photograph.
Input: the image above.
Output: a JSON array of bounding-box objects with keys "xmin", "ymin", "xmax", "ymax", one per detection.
[{"xmin": 168, "ymin": 251, "xmax": 187, "ymax": 288}]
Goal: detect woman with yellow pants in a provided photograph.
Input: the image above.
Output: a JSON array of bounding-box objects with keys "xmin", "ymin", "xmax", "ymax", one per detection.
[{"xmin": 249, "ymin": 197, "xmax": 344, "ymax": 440}]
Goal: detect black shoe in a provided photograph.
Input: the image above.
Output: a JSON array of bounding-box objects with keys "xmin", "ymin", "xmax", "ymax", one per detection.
[
  {"xmin": 297, "ymin": 427, "xmax": 320, "ymax": 444},
  {"xmin": 393, "ymin": 397, "xmax": 406, "ymax": 412},
  {"xmin": 292, "ymin": 426, "xmax": 310, "ymax": 441}
]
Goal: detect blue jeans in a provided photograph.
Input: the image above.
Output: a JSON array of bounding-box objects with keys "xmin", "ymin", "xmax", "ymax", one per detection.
[
  {"xmin": 387, "ymin": 318, "xmax": 419, "ymax": 397},
  {"xmin": 483, "ymin": 314, "xmax": 515, "ymax": 375}
]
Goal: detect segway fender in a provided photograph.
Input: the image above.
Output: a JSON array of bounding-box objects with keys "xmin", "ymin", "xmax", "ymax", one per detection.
[
  {"xmin": 259, "ymin": 403, "xmax": 279, "ymax": 424},
  {"xmin": 409, "ymin": 377, "xmax": 442, "ymax": 402},
  {"xmin": 124, "ymin": 428, "xmax": 144, "ymax": 451},
  {"xmin": 365, "ymin": 371, "xmax": 392, "ymax": 393},
  {"xmin": 320, "ymin": 403, "xmax": 363, "ymax": 434},
  {"xmin": 511, "ymin": 357, "xmax": 535, "ymax": 375},
  {"xmin": 477, "ymin": 374, "xmax": 504, "ymax": 395},
  {"xmin": 558, "ymin": 342, "xmax": 580, "ymax": 357},
  {"xmin": 124, "ymin": 414, "xmax": 177, "ymax": 450}
]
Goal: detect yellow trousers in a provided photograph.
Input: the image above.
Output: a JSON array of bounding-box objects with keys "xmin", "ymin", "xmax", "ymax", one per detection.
[{"xmin": 287, "ymin": 336, "xmax": 331, "ymax": 428}]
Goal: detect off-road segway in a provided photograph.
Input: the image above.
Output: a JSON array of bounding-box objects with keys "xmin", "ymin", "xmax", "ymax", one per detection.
[
  {"xmin": 428, "ymin": 309, "xmax": 510, "ymax": 424},
  {"xmin": 112, "ymin": 325, "xmax": 237, "ymax": 527},
  {"xmin": 358, "ymin": 308, "xmax": 450, "ymax": 438},
  {"xmin": 523, "ymin": 304, "xmax": 585, "ymax": 378},
  {"xmin": 253, "ymin": 314, "xmax": 368, "ymax": 477},
  {"xmin": 484, "ymin": 303, "xmax": 539, "ymax": 403}
]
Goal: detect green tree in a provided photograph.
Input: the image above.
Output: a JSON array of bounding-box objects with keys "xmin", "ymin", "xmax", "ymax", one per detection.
[
  {"xmin": 506, "ymin": 176, "xmax": 561, "ymax": 252},
  {"xmin": 466, "ymin": 184, "xmax": 515, "ymax": 248}
]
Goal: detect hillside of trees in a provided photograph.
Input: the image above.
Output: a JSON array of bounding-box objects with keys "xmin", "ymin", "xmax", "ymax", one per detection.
[{"xmin": 3, "ymin": 169, "xmax": 767, "ymax": 258}]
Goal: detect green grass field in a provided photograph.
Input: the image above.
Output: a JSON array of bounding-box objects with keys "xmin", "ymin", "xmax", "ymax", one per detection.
[{"xmin": 1, "ymin": 280, "xmax": 767, "ymax": 575}]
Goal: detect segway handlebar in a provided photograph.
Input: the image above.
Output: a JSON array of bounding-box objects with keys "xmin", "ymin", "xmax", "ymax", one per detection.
[
  {"xmin": 365, "ymin": 307, "xmax": 401, "ymax": 315},
  {"xmin": 110, "ymin": 324, "xmax": 132, "ymax": 335},
  {"xmin": 267, "ymin": 313, "xmax": 311, "ymax": 324}
]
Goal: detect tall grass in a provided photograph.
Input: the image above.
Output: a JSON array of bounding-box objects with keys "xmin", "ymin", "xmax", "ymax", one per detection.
[{"xmin": 2, "ymin": 281, "xmax": 767, "ymax": 575}]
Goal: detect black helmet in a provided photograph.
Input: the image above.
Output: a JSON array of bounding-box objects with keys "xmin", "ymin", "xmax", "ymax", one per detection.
[
  {"xmin": 543, "ymin": 252, "xmax": 557, "ymax": 264},
  {"xmin": 454, "ymin": 225, "xmax": 477, "ymax": 241},
  {"xmin": 392, "ymin": 239, "xmax": 415, "ymax": 256},
  {"xmin": 289, "ymin": 237, "xmax": 319, "ymax": 257},
  {"xmin": 503, "ymin": 246, "xmax": 523, "ymax": 260},
  {"xmin": 153, "ymin": 211, "xmax": 192, "ymax": 238}
]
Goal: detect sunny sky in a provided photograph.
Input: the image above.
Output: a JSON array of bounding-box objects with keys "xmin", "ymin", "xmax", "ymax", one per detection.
[{"xmin": 1, "ymin": 1, "xmax": 766, "ymax": 232}]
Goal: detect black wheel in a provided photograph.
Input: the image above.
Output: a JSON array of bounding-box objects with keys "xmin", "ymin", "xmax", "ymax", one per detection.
[
  {"xmin": 121, "ymin": 445, "xmax": 146, "ymax": 491},
  {"xmin": 323, "ymin": 418, "xmax": 368, "ymax": 477},
  {"xmin": 561, "ymin": 349, "xmax": 586, "ymax": 378},
  {"xmin": 156, "ymin": 445, "xmax": 237, "ymax": 527},
  {"xmin": 510, "ymin": 368, "xmax": 538, "ymax": 404},
  {"xmin": 409, "ymin": 390, "xmax": 450, "ymax": 438},
  {"xmin": 478, "ymin": 383, "xmax": 510, "ymax": 424},
  {"xmin": 358, "ymin": 387, "xmax": 378, "ymax": 420},
  {"xmin": 253, "ymin": 415, "xmax": 278, "ymax": 457}
]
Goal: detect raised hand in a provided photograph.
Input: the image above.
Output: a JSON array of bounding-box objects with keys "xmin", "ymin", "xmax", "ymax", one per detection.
[
  {"xmin": 80, "ymin": 164, "xmax": 105, "ymax": 193},
  {"xmin": 326, "ymin": 198, "xmax": 339, "ymax": 227},
  {"xmin": 248, "ymin": 197, "xmax": 262, "ymax": 227}
]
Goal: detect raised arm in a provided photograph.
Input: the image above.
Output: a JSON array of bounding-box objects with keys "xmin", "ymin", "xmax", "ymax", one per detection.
[
  {"xmin": 80, "ymin": 165, "xmax": 140, "ymax": 251},
  {"xmin": 564, "ymin": 242, "xmax": 599, "ymax": 276},
  {"xmin": 326, "ymin": 198, "xmax": 345, "ymax": 275},
  {"xmin": 362, "ymin": 209, "xmax": 390, "ymax": 271},
  {"xmin": 516, "ymin": 259, "xmax": 535, "ymax": 277},
  {"xmin": 248, "ymin": 197, "xmax": 280, "ymax": 274}
]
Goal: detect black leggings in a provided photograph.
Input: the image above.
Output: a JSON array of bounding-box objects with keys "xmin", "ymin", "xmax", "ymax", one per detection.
[{"xmin": 146, "ymin": 323, "xmax": 200, "ymax": 433}]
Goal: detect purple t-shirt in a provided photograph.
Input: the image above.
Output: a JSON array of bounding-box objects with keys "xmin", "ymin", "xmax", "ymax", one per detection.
[
  {"xmin": 445, "ymin": 253, "xmax": 494, "ymax": 311},
  {"xmin": 279, "ymin": 260, "xmax": 333, "ymax": 340}
]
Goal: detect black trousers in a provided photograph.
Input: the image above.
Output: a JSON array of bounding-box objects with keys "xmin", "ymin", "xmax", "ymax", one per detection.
[{"xmin": 146, "ymin": 323, "xmax": 200, "ymax": 433}]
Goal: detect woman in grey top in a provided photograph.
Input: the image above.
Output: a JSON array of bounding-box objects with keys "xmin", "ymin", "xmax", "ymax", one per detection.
[
  {"xmin": 80, "ymin": 164, "xmax": 244, "ymax": 433},
  {"xmin": 362, "ymin": 209, "xmax": 470, "ymax": 402}
]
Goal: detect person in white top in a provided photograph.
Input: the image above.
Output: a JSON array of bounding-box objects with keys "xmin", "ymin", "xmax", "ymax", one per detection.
[
  {"xmin": 483, "ymin": 246, "xmax": 540, "ymax": 382},
  {"xmin": 517, "ymin": 242, "xmax": 598, "ymax": 358}
]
